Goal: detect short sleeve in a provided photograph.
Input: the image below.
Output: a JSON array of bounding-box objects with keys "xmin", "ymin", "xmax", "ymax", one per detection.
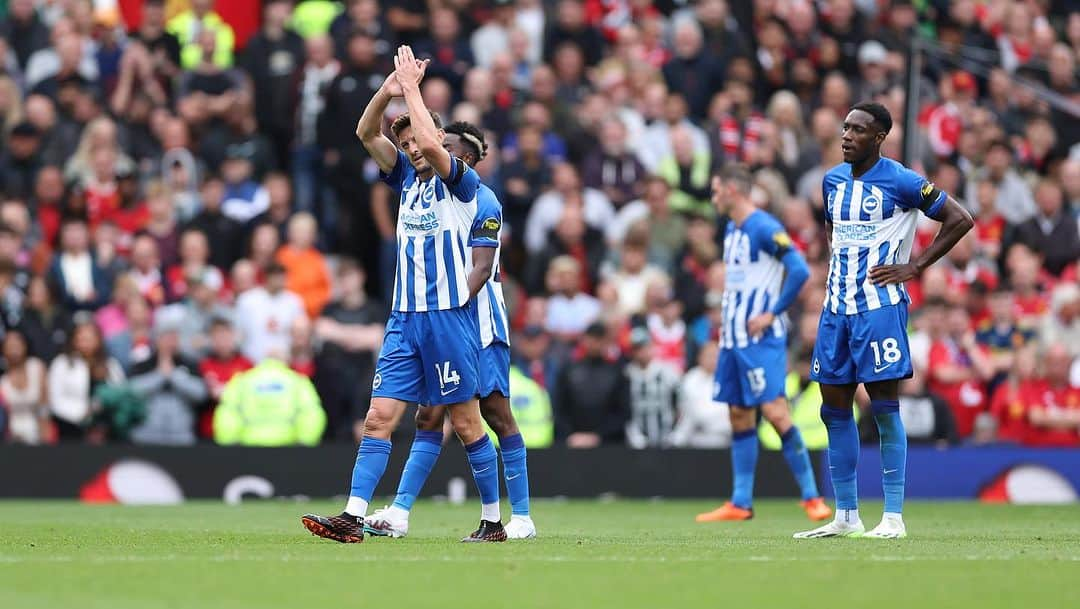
[
  {"xmin": 821, "ymin": 176, "xmax": 833, "ymax": 223},
  {"xmin": 757, "ymin": 216, "xmax": 793, "ymax": 258},
  {"xmin": 896, "ymin": 165, "xmax": 946, "ymax": 217},
  {"xmin": 469, "ymin": 188, "xmax": 502, "ymax": 248},
  {"xmin": 445, "ymin": 156, "xmax": 480, "ymax": 201},
  {"xmin": 379, "ymin": 150, "xmax": 410, "ymax": 193}
]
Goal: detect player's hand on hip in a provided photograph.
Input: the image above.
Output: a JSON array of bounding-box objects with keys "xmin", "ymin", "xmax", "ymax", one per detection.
[
  {"xmin": 747, "ymin": 312, "xmax": 775, "ymax": 338},
  {"xmin": 869, "ymin": 262, "xmax": 919, "ymax": 285}
]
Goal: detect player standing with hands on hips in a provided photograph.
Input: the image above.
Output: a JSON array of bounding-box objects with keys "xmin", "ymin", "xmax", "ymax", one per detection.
[
  {"xmin": 696, "ymin": 165, "xmax": 833, "ymax": 524},
  {"xmin": 302, "ymin": 46, "xmax": 507, "ymax": 543},
  {"xmin": 795, "ymin": 102, "xmax": 973, "ymax": 540}
]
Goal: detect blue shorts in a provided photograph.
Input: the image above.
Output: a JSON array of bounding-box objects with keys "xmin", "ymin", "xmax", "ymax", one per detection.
[
  {"xmin": 372, "ymin": 307, "xmax": 480, "ymax": 406},
  {"xmin": 478, "ymin": 342, "xmax": 510, "ymax": 399},
  {"xmin": 810, "ymin": 304, "xmax": 913, "ymax": 385},
  {"xmin": 713, "ymin": 337, "xmax": 787, "ymax": 407}
]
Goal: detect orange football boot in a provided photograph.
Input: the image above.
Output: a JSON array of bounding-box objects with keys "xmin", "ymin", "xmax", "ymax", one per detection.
[
  {"xmin": 695, "ymin": 502, "xmax": 753, "ymax": 522},
  {"xmin": 801, "ymin": 497, "xmax": 833, "ymax": 521}
]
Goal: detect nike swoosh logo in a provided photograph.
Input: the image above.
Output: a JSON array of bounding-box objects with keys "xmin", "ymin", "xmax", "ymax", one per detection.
[
  {"xmin": 440, "ymin": 387, "xmax": 458, "ymax": 396},
  {"xmin": 476, "ymin": 466, "xmax": 491, "ymax": 474},
  {"xmin": 506, "ymin": 473, "xmax": 521, "ymax": 481},
  {"xmin": 873, "ymin": 363, "xmax": 893, "ymax": 374},
  {"xmin": 883, "ymin": 469, "xmax": 898, "ymax": 474}
]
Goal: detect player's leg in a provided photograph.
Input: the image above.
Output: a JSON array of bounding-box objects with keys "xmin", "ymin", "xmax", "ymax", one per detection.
[
  {"xmin": 421, "ymin": 306, "xmax": 504, "ymax": 542},
  {"xmin": 760, "ymin": 397, "xmax": 831, "ymax": 521},
  {"xmin": 853, "ymin": 304, "xmax": 912, "ymax": 539},
  {"xmin": 795, "ymin": 311, "xmax": 863, "ymax": 538},
  {"xmin": 366, "ymin": 405, "xmax": 447, "ymax": 538},
  {"xmin": 862, "ymin": 379, "xmax": 907, "ymax": 539},
  {"xmin": 697, "ymin": 347, "xmax": 756, "ymax": 522},
  {"xmin": 302, "ymin": 312, "xmax": 420, "ymax": 543},
  {"xmin": 301, "ymin": 397, "xmax": 409, "ymax": 543},
  {"xmin": 479, "ymin": 343, "xmax": 535, "ymax": 539},
  {"xmin": 448, "ymin": 399, "xmax": 506, "ymax": 542}
]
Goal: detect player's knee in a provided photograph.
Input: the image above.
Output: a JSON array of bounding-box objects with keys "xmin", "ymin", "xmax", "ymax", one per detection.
[
  {"xmin": 415, "ymin": 407, "xmax": 444, "ymax": 432},
  {"xmin": 480, "ymin": 394, "xmax": 518, "ymax": 437},
  {"xmin": 762, "ymin": 399, "xmax": 793, "ymax": 431},
  {"xmin": 363, "ymin": 400, "xmax": 402, "ymax": 438},
  {"xmin": 729, "ymin": 406, "xmax": 757, "ymax": 432},
  {"xmin": 448, "ymin": 402, "xmax": 484, "ymax": 442}
]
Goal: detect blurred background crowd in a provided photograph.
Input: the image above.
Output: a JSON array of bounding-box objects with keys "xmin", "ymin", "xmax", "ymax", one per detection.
[{"xmin": 0, "ymin": 0, "xmax": 1077, "ymax": 449}]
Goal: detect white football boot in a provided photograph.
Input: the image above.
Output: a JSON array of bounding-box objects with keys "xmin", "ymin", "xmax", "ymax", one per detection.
[
  {"xmin": 862, "ymin": 513, "xmax": 907, "ymax": 539},
  {"xmin": 503, "ymin": 515, "xmax": 537, "ymax": 540},
  {"xmin": 363, "ymin": 506, "xmax": 410, "ymax": 538},
  {"xmin": 793, "ymin": 510, "xmax": 865, "ymax": 539}
]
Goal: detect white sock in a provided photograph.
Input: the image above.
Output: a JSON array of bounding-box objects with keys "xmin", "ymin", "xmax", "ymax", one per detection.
[
  {"xmin": 345, "ymin": 496, "xmax": 368, "ymax": 518},
  {"xmin": 385, "ymin": 505, "xmax": 410, "ymax": 521},
  {"xmin": 510, "ymin": 514, "xmax": 532, "ymax": 522},
  {"xmin": 481, "ymin": 502, "xmax": 501, "ymax": 523},
  {"xmin": 882, "ymin": 511, "xmax": 904, "ymax": 523},
  {"xmin": 835, "ymin": 508, "xmax": 861, "ymax": 525}
]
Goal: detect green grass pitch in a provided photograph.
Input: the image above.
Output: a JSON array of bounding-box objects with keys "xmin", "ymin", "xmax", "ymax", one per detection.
[{"xmin": 1, "ymin": 499, "xmax": 1077, "ymax": 609}]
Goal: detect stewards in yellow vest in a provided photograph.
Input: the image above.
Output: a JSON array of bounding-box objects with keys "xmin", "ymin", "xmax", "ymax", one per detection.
[
  {"xmin": 167, "ymin": 1, "xmax": 236, "ymax": 69},
  {"xmin": 487, "ymin": 366, "xmax": 554, "ymax": 448},
  {"xmin": 759, "ymin": 372, "xmax": 858, "ymax": 450},
  {"xmin": 214, "ymin": 358, "xmax": 326, "ymax": 446}
]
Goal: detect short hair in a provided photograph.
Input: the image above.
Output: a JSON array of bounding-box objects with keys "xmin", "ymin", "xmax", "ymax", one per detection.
[
  {"xmin": 390, "ymin": 110, "xmax": 443, "ymax": 137},
  {"xmin": 336, "ymin": 257, "xmax": 365, "ymax": 277},
  {"xmin": 850, "ymin": 101, "xmax": 893, "ymax": 134},
  {"xmin": 444, "ymin": 121, "xmax": 488, "ymax": 161},
  {"xmin": 922, "ymin": 296, "xmax": 949, "ymax": 310},
  {"xmin": 719, "ymin": 164, "xmax": 754, "ymax": 197}
]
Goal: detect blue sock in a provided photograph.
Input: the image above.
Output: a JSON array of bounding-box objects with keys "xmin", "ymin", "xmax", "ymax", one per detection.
[
  {"xmin": 349, "ymin": 436, "xmax": 392, "ymax": 502},
  {"xmin": 872, "ymin": 400, "xmax": 906, "ymax": 514},
  {"xmin": 820, "ymin": 405, "xmax": 859, "ymax": 510},
  {"xmin": 499, "ymin": 433, "xmax": 530, "ymax": 516},
  {"xmin": 391, "ymin": 431, "xmax": 443, "ymax": 512},
  {"xmin": 730, "ymin": 428, "xmax": 759, "ymax": 509},
  {"xmin": 464, "ymin": 436, "xmax": 500, "ymax": 507},
  {"xmin": 780, "ymin": 426, "xmax": 820, "ymax": 501}
]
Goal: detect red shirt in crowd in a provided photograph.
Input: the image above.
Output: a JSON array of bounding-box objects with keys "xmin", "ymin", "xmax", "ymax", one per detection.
[
  {"xmin": 1023, "ymin": 381, "xmax": 1080, "ymax": 447},
  {"xmin": 989, "ymin": 381, "xmax": 1038, "ymax": 443},
  {"xmin": 199, "ymin": 354, "xmax": 254, "ymax": 439},
  {"xmin": 927, "ymin": 339, "xmax": 989, "ymax": 438}
]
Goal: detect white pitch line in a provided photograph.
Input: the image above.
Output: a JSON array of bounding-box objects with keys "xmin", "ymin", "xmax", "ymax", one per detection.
[{"xmin": 0, "ymin": 555, "xmax": 1077, "ymax": 565}]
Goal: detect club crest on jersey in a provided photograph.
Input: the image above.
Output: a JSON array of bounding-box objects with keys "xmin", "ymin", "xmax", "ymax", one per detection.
[
  {"xmin": 372, "ymin": 373, "xmax": 382, "ymax": 390},
  {"xmin": 861, "ymin": 194, "xmax": 881, "ymax": 214}
]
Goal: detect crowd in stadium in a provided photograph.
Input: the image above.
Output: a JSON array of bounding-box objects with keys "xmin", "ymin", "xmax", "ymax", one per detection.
[{"xmin": 0, "ymin": 0, "xmax": 1076, "ymax": 448}]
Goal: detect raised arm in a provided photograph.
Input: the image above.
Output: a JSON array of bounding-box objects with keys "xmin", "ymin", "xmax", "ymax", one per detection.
[
  {"xmin": 395, "ymin": 46, "xmax": 455, "ymax": 179},
  {"xmin": 356, "ymin": 76, "xmax": 402, "ymax": 173}
]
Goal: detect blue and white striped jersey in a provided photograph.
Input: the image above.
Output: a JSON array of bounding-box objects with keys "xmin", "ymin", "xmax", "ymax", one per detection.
[
  {"xmin": 822, "ymin": 157, "xmax": 946, "ymax": 315},
  {"xmin": 721, "ymin": 210, "xmax": 790, "ymax": 349},
  {"xmin": 471, "ymin": 183, "xmax": 510, "ymax": 348},
  {"xmin": 382, "ymin": 150, "xmax": 479, "ymax": 312}
]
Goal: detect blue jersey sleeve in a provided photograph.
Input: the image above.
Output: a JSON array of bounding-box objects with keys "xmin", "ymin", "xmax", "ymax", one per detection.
[
  {"xmin": 895, "ymin": 165, "xmax": 946, "ymax": 218},
  {"xmin": 756, "ymin": 215, "xmax": 794, "ymax": 259},
  {"xmin": 821, "ymin": 174, "xmax": 834, "ymax": 223},
  {"xmin": 755, "ymin": 215, "xmax": 808, "ymax": 316},
  {"xmin": 470, "ymin": 187, "xmax": 502, "ymax": 248},
  {"xmin": 444, "ymin": 155, "xmax": 480, "ymax": 201},
  {"xmin": 379, "ymin": 150, "xmax": 410, "ymax": 193}
]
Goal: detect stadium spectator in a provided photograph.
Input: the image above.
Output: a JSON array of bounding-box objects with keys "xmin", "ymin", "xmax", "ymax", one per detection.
[
  {"xmin": 213, "ymin": 355, "xmax": 326, "ymax": 446},
  {"xmin": 924, "ymin": 299, "xmax": 995, "ymax": 440},
  {"xmin": 581, "ymin": 117, "xmax": 644, "ymax": 209},
  {"xmin": 976, "ymin": 286, "xmax": 1036, "ymax": 393},
  {"xmin": 965, "ymin": 139, "xmax": 1036, "ymax": 226},
  {"xmin": 553, "ymin": 322, "xmax": 628, "ymax": 447},
  {"xmin": 168, "ymin": 0, "xmax": 235, "ymax": 70},
  {"xmin": 184, "ymin": 176, "xmax": 243, "ymax": 271},
  {"xmin": 1024, "ymin": 343, "xmax": 1080, "ymax": 447},
  {"xmin": 48, "ymin": 217, "xmax": 110, "ymax": 311},
  {"xmin": 1040, "ymin": 283, "xmax": 1080, "ymax": 358},
  {"xmin": 171, "ymin": 269, "xmax": 231, "ymax": 363},
  {"xmin": 989, "ymin": 345, "xmax": 1039, "ymax": 445},
  {"xmin": 1004, "ymin": 179, "xmax": 1080, "ymax": 278},
  {"xmin": 46, "ymin": 318, "xmax": 124, "ymax": 442},
  {"xmin": 128, "ymin": 306, "xmax": 207, "ymax": 445},
  {"xmin": 234, "ymin": 262, "xmax": 304, "ymax": 363},
  {"xmin": 670, "ymin": 340, "xmax": 730, "ymax": 448},
  {"xmin": 0, "ymin": 329, "xmax": 48, "ymax": 444},
  {"xmin": 313, "ymin": 259, "xmax": 383, "ymax": 440},
  {"xmin": 512, "ymin": 324, "xmax": 561, "ymax": 394},
  {"xmin": 623, "ymin": 327, "xmax": 679, "ymax": 449},
  {"xmin": 543, "ymin": 255, "xmax": 601, "ymax": 341},
  {"xmin": 198, "ymin": 317, "xmax": 252, "ymax": 438},
  {"xmin": 605, "ymin": 228, "xmax": 668, "ymax": 317},
  {"xmin": 276, "ymin": 213, "xmax": 331, "ymax": 319},
  {"xmin": 525, "ymin": 162, "xmax": 613, "ymax": 254},
  {"xmin": 241, "ymin": 0, "xmax": 306, "ymax": 169}
]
